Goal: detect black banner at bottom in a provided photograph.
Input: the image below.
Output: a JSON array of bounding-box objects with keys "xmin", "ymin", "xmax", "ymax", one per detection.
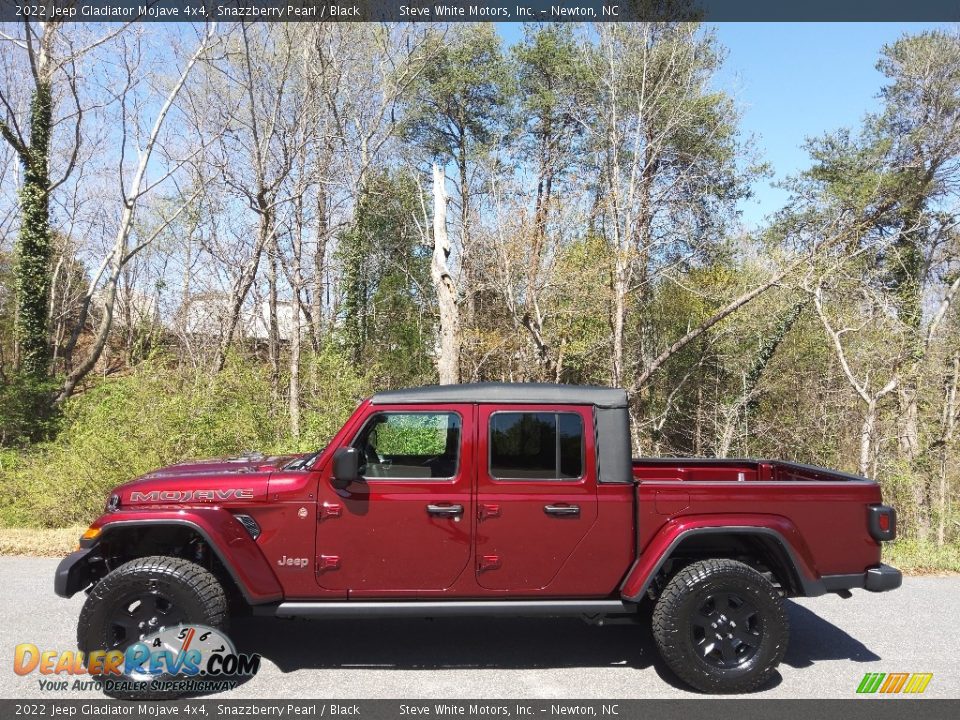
[{"xmin": 0, "ymin": 699, "xmax": 957, "ymax": 720}]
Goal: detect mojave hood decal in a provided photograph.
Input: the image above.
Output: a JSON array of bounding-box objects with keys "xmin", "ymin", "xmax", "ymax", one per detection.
[{"xmin": 129, "ymin": 488, "xmax": 255, "ymax": 503}]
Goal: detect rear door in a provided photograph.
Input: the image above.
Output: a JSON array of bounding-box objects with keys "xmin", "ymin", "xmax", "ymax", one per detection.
[{"xmin": 475, "ymin": 404, "xmax": 598, "ymax": 591}]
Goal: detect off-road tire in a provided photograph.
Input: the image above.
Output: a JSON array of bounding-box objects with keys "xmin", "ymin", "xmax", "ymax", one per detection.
[
  {"xmin": 652, "ymin": 558, "xmax": 789, "ymax": 693},
  {"xmin": 78, "ymin": 556, "xmax": 228, "ymax": 699}
]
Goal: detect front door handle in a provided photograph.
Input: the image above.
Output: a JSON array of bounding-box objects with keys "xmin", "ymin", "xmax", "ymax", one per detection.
[
  {"xmin": 544, "ymin": 504, "xmax": 580, "ymax": 517},
  {"xmin": 427, "ymin": 504, "xmax": 464, "ymax": 517}
]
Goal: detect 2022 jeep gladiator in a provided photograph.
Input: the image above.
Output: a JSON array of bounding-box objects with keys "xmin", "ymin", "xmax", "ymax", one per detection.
[{"xmin": 55, "ymin": 383, "xmax": 901, "ymax": 694}]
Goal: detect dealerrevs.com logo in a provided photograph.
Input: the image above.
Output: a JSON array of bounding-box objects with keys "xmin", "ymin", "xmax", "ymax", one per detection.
[{"xmin": 14, "ymin": 625, "xmax": 260, "ymax": 694}]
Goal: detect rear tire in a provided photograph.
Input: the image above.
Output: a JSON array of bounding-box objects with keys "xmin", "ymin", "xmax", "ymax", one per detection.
[
  {"xmin": 652, "ymin": 558, "xmax": 789, "ymax": 693},
  {"xmin": 78, "ymin": 556, "xmax": 228, "ymax": 699}
]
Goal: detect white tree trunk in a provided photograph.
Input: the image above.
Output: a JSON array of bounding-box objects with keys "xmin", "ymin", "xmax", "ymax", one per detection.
[
  {"xmin": 938, "ymin": 353, "xmax": 958, "ymax": 546},
  {"xmin": 611, "ymin": 251, "xmax": 628, "ymax": 387},
  {"xmin": 860, "ymin": 400, "xmax": 878, "ymax": 478},
  {"xmin": 430, "ymin": 164, "xmax": 460, "ymax": 385},
  {"xmin": 289, "ymin": 299, "xmax": 301, "ymax": 439}
]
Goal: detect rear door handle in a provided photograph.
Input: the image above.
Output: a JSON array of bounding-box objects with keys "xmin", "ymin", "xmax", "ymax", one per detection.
[
  {"xmin": 544, "ymin": 504, "xmax": 580, "ymax": 517},
  {"xmin": 427, "ymin": 504, "xmax": 464, "ymax": 517}
]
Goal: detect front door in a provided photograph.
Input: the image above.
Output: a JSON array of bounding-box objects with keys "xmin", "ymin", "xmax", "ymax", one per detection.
[
  {"xmin": 316, "ymin": 405, "xmax": 473, "ymax": 595},
  {"xmin": 475, "ymin": 405, "xmax": 598, "ymax": 591}
]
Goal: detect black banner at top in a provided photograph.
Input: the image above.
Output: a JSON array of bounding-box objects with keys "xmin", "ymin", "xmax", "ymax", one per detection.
[{"xmin": 2, "ymin": 0, "xmax": 960, "ymax": 22}]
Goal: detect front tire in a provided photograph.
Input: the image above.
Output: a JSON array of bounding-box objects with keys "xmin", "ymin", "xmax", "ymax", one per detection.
[
  {"xmin": 78, "ymin": 556, "xmax": 228, "ymax": 699},
  {"xmin": 652, "ymin": 558, "xmax": 789, "ymax": 693}
]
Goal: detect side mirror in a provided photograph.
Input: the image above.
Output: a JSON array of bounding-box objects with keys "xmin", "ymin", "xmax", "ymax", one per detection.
[{"xmin": 331, "ymin": 447, "xmax": 361, "ymax": 489}]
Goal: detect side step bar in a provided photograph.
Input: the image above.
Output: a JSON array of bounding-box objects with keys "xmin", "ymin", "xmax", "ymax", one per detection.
[{"xmin": 270, "ymin": 600, "xmax": 636, "ymax": 619}]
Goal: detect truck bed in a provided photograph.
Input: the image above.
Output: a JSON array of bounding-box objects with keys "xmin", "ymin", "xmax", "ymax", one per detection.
[{"xmin": 628, "ymin": 457, "xmax": 884, "ymax": 583}]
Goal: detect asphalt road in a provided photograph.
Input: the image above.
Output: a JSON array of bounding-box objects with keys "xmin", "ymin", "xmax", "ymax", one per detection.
[{"xmin": 1, "ymin": 557, "xmax": 957, "ymax": 700}]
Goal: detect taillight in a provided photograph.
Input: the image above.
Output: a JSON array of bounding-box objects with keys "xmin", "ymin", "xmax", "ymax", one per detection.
[{"xmin": 868, "ymin": 505, "xmax": 897, "ymax": 542}]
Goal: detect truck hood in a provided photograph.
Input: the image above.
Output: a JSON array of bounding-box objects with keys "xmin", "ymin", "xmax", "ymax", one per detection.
[{"xmin": 113, "ymin": 453, "xmax": 302, "ymax": 507}]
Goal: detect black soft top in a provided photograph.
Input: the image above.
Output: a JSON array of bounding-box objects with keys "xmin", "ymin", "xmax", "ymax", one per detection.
[
  {"xmin": 370, "ymin": 383, "xmax": 633, "ymax": 484},
  {"xmin": 371, "ymin": 382, "xmax": 628, "ymax": 409}
]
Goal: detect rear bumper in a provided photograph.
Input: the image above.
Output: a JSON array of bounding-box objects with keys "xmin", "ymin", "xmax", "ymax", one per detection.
[
  {"xmin": 54, "ymin": 548, "xmax": 95, "ymax": 598},
  {"xmin": 865, "ymin": 564, "xmax": 903, "ymax": 592},
  {"xmin": 822, "ymin": 563, "xmax": 902, "ymax": 594}
]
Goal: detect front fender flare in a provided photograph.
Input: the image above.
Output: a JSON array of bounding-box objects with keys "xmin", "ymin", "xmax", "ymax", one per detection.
[
  {"xmin": 82, "ymin": 509, "xmax": 283, "ymax": 604},
  {"xmin": 619, "ymin": 515, "xmax": 826, "ymax": 601}
]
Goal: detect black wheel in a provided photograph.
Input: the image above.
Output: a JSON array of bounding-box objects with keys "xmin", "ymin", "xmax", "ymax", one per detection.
[
  {"xmin": 652, "ymin": 558, "xmax": 789, "ymax": 693},
  {"xmin": 78, "ymin": 556, "xmax": 228, "ymax": 699}
]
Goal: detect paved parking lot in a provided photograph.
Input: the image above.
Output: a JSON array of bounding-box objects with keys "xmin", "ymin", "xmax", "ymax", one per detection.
[{"xmin": 1, "ymin": 557, "xmax": 956, "ymax": 699}]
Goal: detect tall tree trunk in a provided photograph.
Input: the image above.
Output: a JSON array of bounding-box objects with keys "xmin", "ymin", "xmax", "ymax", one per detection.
[
  {"xmin": 311, "ymin": 183, "xmax": 327, "ymax": 351},
  {"xmin": 610, "ymin": 249, "xmax": 629, "ymax": 387},
  {"xmin": 635, "ymin": 131, "xmax": 656, "ymax": 376},
  {"xmin": 431, "ymin": 164, "xmax": 460, "ymax": 385},
  {"xmin": 13, "ymin": 78, "xmax": 53, "ymax": 380},
  {"xmin": 522, "ymin": 127, "xmax": 554, "ymax": 379},
  {"xmin": 937, "ymin": 352, "xmax": 958, "ymax": 546},
  {"xmin": 859, "ymin": 400, "xmax": 878, "ymax": 478},
  {"xmin": 456, "ymin": 133, "xmax": 475, "ymax": 326},
  {"xmin": 901, "ymin": 383, "xmax": 929, "ymax": 541},
  {"xmin": 289, "ymin": 302, "xmax": 301, "ymax": 438},
  {"xmin": 216, "ymin": 210, "xmax": 270, "ymax": 372},
  {"xmin": 267, "ymin": 236, "xmax": 280, "ymax": 398},
  {"xmin": 289, "ymin": 212, "xmax": 304, "ymax": 440}
]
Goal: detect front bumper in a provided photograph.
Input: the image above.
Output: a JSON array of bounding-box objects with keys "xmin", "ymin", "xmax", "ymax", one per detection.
[
  {"xmin": 54, "ymin": 547, "xmax": 95, "ymax": 598},
  {"xmin": 822, "ymin": 563, "xmax": 903, "ymax": 594}
]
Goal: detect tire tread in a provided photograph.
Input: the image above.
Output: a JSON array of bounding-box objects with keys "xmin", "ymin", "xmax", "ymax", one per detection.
[
  {"xmin": 77, "ymin": 555, "xmax": 228, "ymax": 699},
  {"xmin": 651, "ymin": 558, "xmax": 789, "ymax": 693}
]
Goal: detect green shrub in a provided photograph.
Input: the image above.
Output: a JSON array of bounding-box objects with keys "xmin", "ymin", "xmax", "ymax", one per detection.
[
  {"xmin": 0, "ymin": 349, "xmax": 369, "ymax": 528},
  {"xmin": 297, "ymin": 343, "xmax": 368, "ymax": 452},
  {"xmin": 0, "ymin": 372, "xmax": 60, "ymax": 445}
]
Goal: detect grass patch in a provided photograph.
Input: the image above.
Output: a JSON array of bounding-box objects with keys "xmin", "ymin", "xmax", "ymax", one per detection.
[
  {"xmin": 0, "ymin": 525, "xmax": 86, "ymax": 556},
  {"xmin": 884, "ymin": 539, "xmax": 960, "ymax": 574}
]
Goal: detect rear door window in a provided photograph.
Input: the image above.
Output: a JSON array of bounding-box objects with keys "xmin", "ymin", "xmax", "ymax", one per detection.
[{"xmin": 489, "ymin": 412, "xmax": 584, "ymax": 480}]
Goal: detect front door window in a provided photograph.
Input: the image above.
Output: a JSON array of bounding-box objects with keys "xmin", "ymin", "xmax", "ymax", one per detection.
[{"xmin": 352, "ymin": 412, "xmax": 461, "ymax": 479}]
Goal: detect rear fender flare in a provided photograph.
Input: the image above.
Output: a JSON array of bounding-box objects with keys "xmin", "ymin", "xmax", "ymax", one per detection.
[
  {"xmin": 620, "ymin": 516, "xmax": 825, "ymax": 601},
  {"xmin": 91, "ymin": 509, "xmax": 283, "ymax": 604}
]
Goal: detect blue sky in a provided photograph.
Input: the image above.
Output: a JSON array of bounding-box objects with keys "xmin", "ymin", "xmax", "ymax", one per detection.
[
  {"xmin": 499, "ymin": 22, "xmax": 947, "ymax": 228},
  {"xmin": 711, "ymin": 23, "xmax": 946, "ymax": 227}
]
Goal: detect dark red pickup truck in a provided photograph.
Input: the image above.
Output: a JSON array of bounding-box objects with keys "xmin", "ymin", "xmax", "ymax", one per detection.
[{"xmin": 55, "ymin": 383, "xmax": 900, "ymax": 694}]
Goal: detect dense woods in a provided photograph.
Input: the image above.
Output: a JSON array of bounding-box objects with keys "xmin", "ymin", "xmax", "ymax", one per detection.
[{"xmin": 0, "ymin": 22, "xmax": 958, "ymax": 561}]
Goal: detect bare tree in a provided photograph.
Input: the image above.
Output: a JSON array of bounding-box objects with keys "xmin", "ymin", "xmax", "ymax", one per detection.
[
  {"xmin": 426, "ymin": 164, "xmax": 459, "ymax": 384},
  {"xmin": 588, "ymin": 24, "xmax": 747, "ymax": 388},
  {"xmin": 936, "ymin": 350, "xmax": 958, "ymax": 546},
  {"xmin": 190, "ymin": 24, "xmax": 306, "ymax": 376},
  {"xmin": 811, "ymin": 283, "xmax": 900, "ymax": 477},
  {"xmin": 58, "ymin": 23, "xmax": 217, "ymax": 402}
]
